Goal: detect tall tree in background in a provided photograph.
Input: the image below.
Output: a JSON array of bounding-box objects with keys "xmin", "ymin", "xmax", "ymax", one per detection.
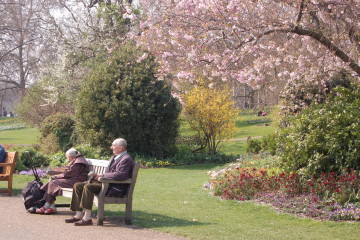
[
  {"xmin": 136, "ymin": 0, "xmax": 360, "ymax": 92},
  {"xmin": 0, "ymin": 0, "xmax": 55, "ymax": 92},
  {"xmin": 16, "ymin": 0, "xmax": 137, "ymax": 123}
]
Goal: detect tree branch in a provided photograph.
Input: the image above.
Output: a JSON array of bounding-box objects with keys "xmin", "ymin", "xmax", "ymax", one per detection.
[
  {"xmin": 0, "ymin": 79, "xmax": 21, "ymax": 88},
  {"xmin": 0, "ymin": 85, "xmax": 20, "ymax": 92},
  {"xmin": 295, "ymin": 0, "xmax": 306, "ymax": 27},
  {"xmin": 290, "ymin": 27, "xmax": 360, "ymax": 76},
  {"xmin": 254, "ymin": 27, "xmax": 360, "ymax": 76}
]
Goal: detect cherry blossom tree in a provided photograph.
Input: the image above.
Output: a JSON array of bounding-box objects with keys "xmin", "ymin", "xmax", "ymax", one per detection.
[{"xmin": 135, "ymin": 0, "xmax": 360, "ymax": 91}]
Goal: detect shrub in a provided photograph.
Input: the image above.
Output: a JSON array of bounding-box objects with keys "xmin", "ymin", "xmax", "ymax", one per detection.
[
  {"xmin": 40, "ymin": 113, "xmax": 76, "ymax": 153},
  {"xmin": 74, "ymin": 144, "xmax": 107, "ymax": 159},
  {"xmin": 276, "ymin": 85, "xmax": 360, "ymax": 176},
  {"xmin": 246, "ymin": 139, "xmax": 262, "ymax": 154},
  {"xmin": 39, "ymin": 133, "xmax": 61, "ymax": 155},
  {"xmin": 134, "ymin": 154, "xmax": 174, "ymax": 168},
  {"xmin": 134, "ymin": 145, "xmax": 236, "ymax": 167},
  {"xmin": 176, "ymin": 135, "xmax": 203, "ymax": 152},
  {"xmin": 19, "ymin": 148, "xmax": 49, "ymax": 168},
  {"xmin": 167, "ymin": 145, "xmax": 236, "ymax": 165},
  {"xmin": 260, "ymin": 134, "xmax": 277, "ymax": 155},
  {"xmin": 48, "ymin": 151, "xmax": 67, "ymax": 167},
  {"xmin": 246, "ymin": 134, "xmax": 277, "ymax": 155},
  {"xmin": 182, "ymin": 85, "xmax": 238, "ymax": 155},
  {"xmin": 76, "ymin": 44, "xmax": 180, "ymax": 159}
]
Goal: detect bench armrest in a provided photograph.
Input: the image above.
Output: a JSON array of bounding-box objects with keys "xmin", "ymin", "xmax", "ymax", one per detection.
[
  {"xmin": 46, "ymin": 170, "xmax": 64, "ymax": 176},
  {"xmin": 98, "ymin": 177, "xmax": 132, "ymax": 184},
  {"xmin": 0, "ymin": 163, "xmax": 12, "ymax": 166}
]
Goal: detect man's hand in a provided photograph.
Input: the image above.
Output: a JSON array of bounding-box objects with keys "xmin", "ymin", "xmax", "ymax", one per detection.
[{"xmin": 95, "ymin": 174, "xmax": 103, "ymax": 181}]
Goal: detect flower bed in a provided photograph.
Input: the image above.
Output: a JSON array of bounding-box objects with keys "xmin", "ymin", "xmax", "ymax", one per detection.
[
  {"xmin": 19, "ymin": 169, "xmax": 47, "ymax": 178},
  {"xmin": 255, "ymin": 192, "xmax": 360, "ymax": 221},
  {"xmin": 0, "ymin": 124, "xmax": 25, "ymax": 131},
  {"xmin": 207, "ymin": 158, "xmax": 360, "ymax": 221}
]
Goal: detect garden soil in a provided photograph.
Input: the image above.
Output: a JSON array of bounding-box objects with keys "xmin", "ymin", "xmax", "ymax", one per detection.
[{"xmin": 0, "ymin": 195, "xmax": 188, "ymax": 240}]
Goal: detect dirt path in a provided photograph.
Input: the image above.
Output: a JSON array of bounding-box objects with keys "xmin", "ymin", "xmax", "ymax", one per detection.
[{"xmin": 0, "ymin": 195, "xmax": 188, "ymax": 240}]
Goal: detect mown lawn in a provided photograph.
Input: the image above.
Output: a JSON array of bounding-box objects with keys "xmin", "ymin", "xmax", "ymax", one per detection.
[
  {"xmin": 0, "ymin": 128, "xmax": 40, "ymax": 144},
  {"xmin": 0, "ymin": 117, "xmax": 40, "ymax": 144},
  {"xmin": 4, "ymin": 166, "xmax": 360, "ymax": 240}
]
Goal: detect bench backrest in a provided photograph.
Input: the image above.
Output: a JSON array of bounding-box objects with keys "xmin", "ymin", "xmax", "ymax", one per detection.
[
  {"xmin": 86, "ymin": 158, "xmax": 109, "ymax": 175},
  {"xmin": 2, "ymin": 152, "xmax": 17, "ymax": 175},
  {"xmin": 87, "ymin": 158, "xmax": 140, "ymax": 201},
  {"xmin": 86, "ymin": 158, "xmax": 139, "ymax": 181}
]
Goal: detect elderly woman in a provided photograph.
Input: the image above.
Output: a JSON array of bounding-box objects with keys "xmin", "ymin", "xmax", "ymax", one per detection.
[{"xmin": 36, "ymin": 148, "xmax": 89, "ymax": 214}]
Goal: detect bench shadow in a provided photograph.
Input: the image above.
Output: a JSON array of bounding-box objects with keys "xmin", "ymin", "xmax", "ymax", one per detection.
[
  {"xmin": 91, "ymin": 210, "xmax": 212, "ymax": 228},
  {"xmin": 8, "ymin": 192, "xmax": 213, "ymax": 229}
]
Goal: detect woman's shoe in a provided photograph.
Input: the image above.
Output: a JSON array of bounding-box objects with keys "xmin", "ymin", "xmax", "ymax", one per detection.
[
  {"xmin": 44, "ymin": 207, "xmax": 57, "ymax": 214},
  {"xmin": 35, "ymin": 206, "xmax": 47, "ymax": 214}
]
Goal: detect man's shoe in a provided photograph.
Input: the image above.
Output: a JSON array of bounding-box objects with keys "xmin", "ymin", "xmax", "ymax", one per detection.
[
  {"xmin": 65, "ymin": 217, "xmax": 81, "ymax": 223},
  {"xmin": 74, "ymin": 219, "xmax": 93, "ymax": 226}
]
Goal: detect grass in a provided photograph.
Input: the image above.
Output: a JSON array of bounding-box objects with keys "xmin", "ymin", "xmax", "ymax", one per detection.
[
  {"xmin": 0, "ymin": 128, "xmax": 40, "ymax": 144},
  {"xmin": 3, "ymin": 166, "xmax": 360, "ymax": 240},
  {"xmin": 0, "ymin": 117, "xmax": 40, "ymax": 144}
]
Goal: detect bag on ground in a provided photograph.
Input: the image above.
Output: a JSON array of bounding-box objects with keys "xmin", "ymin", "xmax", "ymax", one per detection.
[
  {"xmin": 21, "ymin": 152, "xmax": 45, "ymax": 212},
  {"xmin": 22, "ymin": 180, "xmax": 45, "ymax": 211}
]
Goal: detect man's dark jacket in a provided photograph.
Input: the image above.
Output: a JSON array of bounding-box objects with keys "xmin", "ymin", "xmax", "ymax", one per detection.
[{"xmin": 103, "ymin": 153, "xmax": 134, "ymax": 197}]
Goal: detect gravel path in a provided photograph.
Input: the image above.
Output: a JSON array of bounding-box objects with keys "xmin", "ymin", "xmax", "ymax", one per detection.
[{"xmin": 0, "ymin": 195, "xmax": 188, "ymax": 240}]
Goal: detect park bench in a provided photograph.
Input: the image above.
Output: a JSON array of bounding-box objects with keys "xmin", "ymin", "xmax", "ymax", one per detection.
[
  {"xmin": 0, "ymin": 151, "xmax": 18, "ymax": 196},
  {"xmin": 48, "ymin": 158, "xmax": 140, "ymax": 225}
]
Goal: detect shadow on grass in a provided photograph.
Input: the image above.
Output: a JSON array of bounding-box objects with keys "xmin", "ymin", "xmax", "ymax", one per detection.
[
  {"xmin": 87, "ymin": 210, "xmax": 213, "ymax": 228},
  {"xmin": 132, "ymin": 211, "xmax": 212, "ymax": 228}
]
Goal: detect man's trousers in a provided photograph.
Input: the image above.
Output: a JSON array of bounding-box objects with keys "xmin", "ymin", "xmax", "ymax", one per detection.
[{"xmin": 70, "ymin": 182, "xmax": 102, "ymax": 211}]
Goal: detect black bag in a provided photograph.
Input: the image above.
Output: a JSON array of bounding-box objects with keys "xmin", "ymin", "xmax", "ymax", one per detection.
[{"xmin": 21, "ymin": 152, "xmax": 45, "ymax": 212}]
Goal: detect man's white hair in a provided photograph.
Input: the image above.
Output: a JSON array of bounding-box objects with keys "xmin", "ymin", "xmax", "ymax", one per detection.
[
  {"xmin": 66, "ymin": 148, "xmax": 78, "ymax": 157},
  {"xmin": 113, "ymin": 138, "xmax": 127, "ymax": 148}
]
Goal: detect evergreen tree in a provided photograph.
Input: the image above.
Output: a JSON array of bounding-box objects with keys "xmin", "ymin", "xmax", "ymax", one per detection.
[{"xmin": 76, "ymin": 44, "xmax": 180, "ymax": 158}]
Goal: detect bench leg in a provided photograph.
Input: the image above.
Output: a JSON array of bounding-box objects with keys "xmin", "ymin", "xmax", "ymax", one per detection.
[
  {"xmin": 97, "ymin": 200, "xmax": 105, "ymax": 225},
  {"xmin": 8, "ymin": 178, "xmax": 12, "ymax": 196},
  {"xmin": 125, "ymin": 202, "xmax": 132, "ymax": 225}
]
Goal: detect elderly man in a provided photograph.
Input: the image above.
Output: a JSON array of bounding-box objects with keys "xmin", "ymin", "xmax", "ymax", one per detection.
[{"xmin": 65, "ymin": 138, "xmax": 134, "ymax": 226}]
